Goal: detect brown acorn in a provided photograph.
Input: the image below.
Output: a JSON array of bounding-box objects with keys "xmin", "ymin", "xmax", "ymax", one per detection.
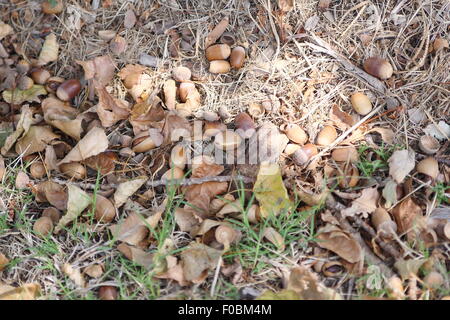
[
  {"xmin": 316, "ymin": 126, "xmax": 337, "ymax": 146},
  {"xmin": 293, "ymin": 143, "xmax": 318, "ymax": 165},
  {"xmin": 235, "ymin": 112, "xmax": 256, "ymax": 139},
  {"xmin": 209, "ymin": 60, "xmax": 230, "ymax": 74},
  {"xmin": 206, "ymin": 44, "xmax": 231, "ymax": 61},
  {"xmin": 56, "ymin": 79, "xmax": 81, "ymax": 101},
  {"xmin": 363, "ymin": 57, "xmax": 393, "ymax": 80},
  {"xmin": 98, "ymin": 286, "xmax": 118, "ymax": 300},
  {"xmin": 33, "ymin": 216, "xmax": 53, "ymax": 237},
  {"xmin": 30, "ymin": 68, "xmax": 51, "ymax": 84},
  {"xmin": 30, "ymin": 161, "xmax": 46, "ymax": 179},
  {"xmin": 230, "ymin": 46, "xmax": 246, "ymax": 69}
]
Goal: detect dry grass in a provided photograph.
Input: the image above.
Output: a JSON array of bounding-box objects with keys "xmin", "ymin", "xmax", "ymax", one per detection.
[{"xmin": 0, "ymin": 0, "xmax": 449, "ymax": 300}]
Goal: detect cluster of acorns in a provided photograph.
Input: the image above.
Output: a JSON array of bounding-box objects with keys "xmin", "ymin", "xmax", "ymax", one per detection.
[{"xmin": 206, "ymin": 44, "xmax": 246, "ymax": 74}]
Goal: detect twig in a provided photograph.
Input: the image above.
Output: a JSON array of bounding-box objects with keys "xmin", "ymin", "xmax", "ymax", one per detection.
[{"xmin": 52, "ymin": 175, "xmax": 254, "ymax": 190}]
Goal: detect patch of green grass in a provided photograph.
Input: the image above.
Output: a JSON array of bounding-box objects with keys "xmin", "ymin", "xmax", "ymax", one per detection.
[
  {"xmin": 356, "ymin": 144, "xmax": 399, "ymax": 177},
  {"xmin": 431, "ymin": 182, "xmax": 449, "ymax": 205}
]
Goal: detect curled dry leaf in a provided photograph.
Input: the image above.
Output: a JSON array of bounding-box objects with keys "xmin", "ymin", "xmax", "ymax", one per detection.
[
  {"xmin": 369, "ymin": 127, "xmax": 395, "ymax": 144},
  {"xmin": 62, "ymin": 263, "xmax": 86, "ymax": 288},
  {"xmin": 117, "ymin": 243, "xmax": 153, "ymax": 270},
  {"xmin": 35, "ymin": 180, "xmax": 68, "ymax": 210},
  {"xmin": 0, "ymin": 283, "xmax": 41, "ymax": 300},
  {"xmin": 341, "ymin": 187, "xmax": 379, "ymax": 218},
  {"xmin": 263, "ymin": 227, "xmax": 285, "ymax": 251},
  {"xmin": 388, "ymin": 149, "xmax": 415, "ymax": 184},
  {"xmin": 1, "ymin": 105, "xmax": 33, "ymax": 155},
  {"xmin": 287, "ymin": 266, "xmax": 343, "ymax": 300},
  {"xmin": 42, "ymin": 97, "xmax": 83, "ymax": 140},
  {"xmin": 84, "ymin": 264, "xmax": 104, "ymax": 278},
  {"xmin": 316, "ymin": 224, "xmax": 362, "ymax": 263},
  {"xmin": 83, "ymin": 151, "xmax": 117, "ymax": 175},
  {"xmin": 180, "ymin": 242, "xmax": 222, "ymax": 283},
  {"xmin": 113, "ymin": 176, "xmax": 148, "ymax": 208},
  {"xmin": 253, "ymin": 163, "xmax": 291, "ymax": 218},
  {"xmin": 76, "ymin": 55, "xmax": 115, "ymax": 85},
  {"xmin": 38, "ymin": 33, "xmax": 59, "ymax": 65},
  {"xmin": 44, "ymin": 145, "xmax": 59, "ymax": 172},
  {"xmin": 94, "ymin": 81, "xmax": 130, "ymax": 127},
  {"xmin": 58, "ymin": 127, "xmax": 109, "ymax": 165},
  {"xmin": 423, "ymin": 121, "xmax": 450, "ymax": 141},
  {"xmin": 391, "ymin": 197, "xmax": 422, "ymax": 235},
  {"xmin": 15, "ymin": 126, "xmax": 59, "ymax": 157},
  {"xmin": 54, "ymin": 185, "xmax": 91, "ymax": 233},
  {"xmin": 2, "ymin": 85, "xmax": 47, "ymax": 105},
  {"xmin": 155, "ymin": 256, "xmax": 188, "ymax": 287}
]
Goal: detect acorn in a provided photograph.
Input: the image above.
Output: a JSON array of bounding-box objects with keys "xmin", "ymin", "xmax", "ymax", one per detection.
[
  {"xmin": 235, "ymin": 112, "xmax": 256, "ymax": 139},
  {"xmin": 247, "ymin": 102, "xmax": 264, "ymax": 117},
  {"xmin": 163, "ymin": 79, "xmax": 176, "ymax": 110},
  {"xmin": 293, "ymin": 143, "xmax": 318, "ymax": 165},
  {"xmin": 230, "ymin": 46, "xmax": 246, "ymax": 69},
  {"xmin": 60, "ymin": 162, "xmax": 86, "ymax": 180},
  {"xmin": 30, "ymin": 161, "xmax": 46, "ymax": 179},
  {"xmin": 209, "ymin": 60, "xmax": 231, "ymax": 74},
  {"xmin": 41, "ymin": 0, "xmax": 63, "ymax": 14},
  {"xmin": 419, "ymin": 136, "xmax": 440, "ymax": 155},
  {"xmin": 206, "ymin": 44, "xmax": 231, "ymax": 61},
  {"xmin": 172, "ymin": 66, "xmax": 191, "ymax": 82},
  {"xmin": 246, "ymin": 204, "xmax": 261, "ymax": 224},
  {"xmin": 162, "ymin": 167, "xmax": 184, "ymax": 181},
  {"xmin": 214, "ymin": 130, "xmax": 242, "ymax": 150},
  {"xmin": 33, "ymin": 216, "xmax": 53, "ymax": 237},
  {"xmin": 416, "ymin": 157, "xmax": 439, "ymax": 179},
  {"xmin": 56, "ymin": 79, "xmax": 81, "ymax": 101},
  {"xmin": 42, "ymin": 207, "xmax": 61, "ymax": 224},
  {"xmin": 93, "ymin": 195, "xmax": 116, "ymax": 222},
  {"xmin": 331, "ymin": 146, "xmax": 359, "ymax": 163},
  {"xmin": 363, "ymin": 57, "xmax": 393, "ymax": 80},
  {"xmin": 45, "ymin": 76, "xmax": 64, "ymax": 93},
  {"xmin": 132, "ymin": 131, "xmax": 164, "ymax": 153},
  {"xmin": 204, "ymin": 121, "xmax": 227, "ymax": 138},
  {"xmin": 30, "ymin": 68, "xmax": 51, "ymax": 84},
  {"xmin": 219, "ymin": 32, "xmax": 235, "ymax": 46},
  {"xmin": 17, "ymin": 76, "xmax": 33, "ymax": 90},
  {"xmin": 215, "ymin": 224, "xmax": 237, "ymax": 248},
  {"xmin": 98, "ymin": 286, "xmax": 118, "ymax": 300},
  {"xmin": 283, "ymin": 124, "xmax": 308, "ymax": 145},
  {"xmin": 170, "ymin": 144, "xmax": 187, "ymax": 169},
  {"xmin": 284, "ymin": 143, "xmax": 301, "ymax": 155},
  {"xmin": 316, "ymin": 126, "xmax": 337, "ymax": 146},
  {"xmin": 371, "ymin": 208, "xmax": 397, "ymax": 238},
  {"xmin": 17, "ymin": 59, "xmax": 31, "ymax": 74},
  {"xmin": 98, "ymin": 30, "xmax": 117, "ymax": 41},
  {"xmin": 210, "ymin": 194, "xmax": 235, "ymax": 213},
  {"xmin": 350, "ymin": 92, "xmax": 372, "ymax": 115},
  {"xmin": 178, "ymin": 82, "xmax": 196, "ymax": 102}
]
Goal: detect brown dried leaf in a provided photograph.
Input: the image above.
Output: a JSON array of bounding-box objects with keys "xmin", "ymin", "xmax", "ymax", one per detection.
[
  {"xmin": 58, "ymin": 127, "xmax": 109, "ymax": 165},
  {"xmin": 1, "ymin": 105, "xmax": 32, "ymax": 155},
  {"xmin": 341, "ymin": 187, "xmax": 379, "ymax": 218},
  {"xmin": 117, "ymin": 243, "xmax": 153, "ymax": 270},
  {"xmin": 109, "ymin": 35, "xmax": 127, "ymax": 55},
  {"xmin": 113, "ymin": 176, "xmax": 148, "ymax": 208},
  {"xmin": 76, "ymin": 55, "xmax": 115, "ymax": 86},
  {"xmin": 38, "ymin": 33, "xmax": 59, "ymax": 65},
  {"xmin": 0, "ymin": 252, "xmax": 9, "ymax": 271},
  {"xmin": 42, "ymin": 97, "xmax": 83, "ymax": 140},
  {"xmin": 44, "ymin": 145, "xmax": 59, "ymax": 172},
  {"xmin": 278, "ymin": 0, "xmax": 294, "ymax": 12},
  {"xmin": 62, "ymin": 263, "xmax": 86, "ymax": 287},
  {"xmin": 180, "ymin": 242, "xmax": 222, "ymax": 282},
  {"xmin": 35, "ymin": 181, "xmax": 68, "ymax": 210},
  {"xmin": 392, "ymin": 197, "xmax": 422, "ymax": 234},
  {"xmin": 330, "ymin": 105, "xmax": 355, "ymax": 130},
  {"xmin": 94, "ymin": 81, "xmax": 130, "ymax": 127},
  {"xmin": 108, "ymin": 212, "xmax": 149, "ymax": 246},
  {"xmin": 0, "ymin": 22, "xmax": 13, "ymax": 40},
  {"xmin": 174, "ymin": 207, "xmax": 200, "ymax": 233},
  {"xmin": 263, "ymin": 227, "xmax": 285, "ymax": 251},
  {"xmin": 84, "ymin": 264, "xmax": 104, "ymax": 278},
  {"xmin": 15, "ymin": 126, "xmax": 59, "ymax": 157},
  {"xmin": 0, "ymin": 283, "xmax": 41, "ymax": 300},
  {"xmin": 55, "ymin": 185, "xmax": 91, "ymax": 233},
  {"xmin": 162, "ymin": 112, "xmax": 191, "ymax": 144},
  {"xmin": 388, "ymin": 149, "xmax": 415, "ymax": 184},
  {"xmin": 316, "ymin": 224, "xmax": 362, "ymax": 263},
  {"xmin": 15, "ymin": 171, "xmax": 30, "ymax": 189},
  {"xmin": 124, "ymin": 9, "xmax": 137, "ymax": 29},
  {"xmin": 83, "ymin": 151, "xmax": 117, "ymax": 175},
  {"xmin": 155, "ymin": 256, "xmax": 188, "ymax": 286},
  {"xmin": 370, "ymin": 127, "xmax": 395, "ymax": 144},
  {"xmin": 117, "ymin": 64, "xmax": 147, "ymax": 80}
]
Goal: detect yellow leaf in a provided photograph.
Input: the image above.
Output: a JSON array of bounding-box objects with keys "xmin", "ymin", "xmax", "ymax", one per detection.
[
  {"xmin": 2, "ymin": 85, "xmax": 47, "ymax": 105},
  {"xmin": 253, "ymin": 163, "xmax": 291, "ymax": 218}
]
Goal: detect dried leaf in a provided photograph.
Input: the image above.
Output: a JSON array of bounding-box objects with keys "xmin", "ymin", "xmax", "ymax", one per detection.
[
  {"xmin": 124, "ymin": 9, "xmax": 137, "ymax": 29},
  {"xmin": 278, "ymin": 0, "xmax": 294, "ymax": 12},
  {"xmin": 58, "ymin": 127, "xmax": 109, "ymax": 165},
  {"xmin": 155, "ymin": 256, "xmax": 188, "ymax": 286},
  {"xmin": 0, "ymin": 253, "xmax": 9, "ymax": 271},
  {"xmin": 15, "ymin": 126, "xmax": 59, "ymax": 157},
  {"xmin": 253, "ymin": 163, "xmax": 291, "ymax": 218},
  {"xmin": 342, "ymin": 187, "xmax": 379, "ymax": 218},
  {"xmin": 113, "ymin": 176, "xmax": 148, "ymax": 208},
  {"xmin": 76, "ymin": 55, "xmax": 115, "ymax": 86},
  {"xmin": 1, "ymin": 105, "xmax": 33, "ymax": 155},
  {"xmin": 117, "ymin": 64, "xmax": 147, "ymax": 80},
  {"xmin": 388, "ymin": 149, "xmax": 415, "ymax": 184},
  {"xmin": 382, "ymin": 178, "xmax": 398, "ymax": 208},
  {"xmin": 180, "ymin": 242, "xmax": 222, "ymax": 282},
  {"xmin": 35, "ymin": 181, "xmax": 68, "ymax": 210},
  {"xmin": 84, "ymin": 264, "xmax": 104, "ymax": 278},
  {"xmin": 174, "ymin": 207, "xmax": 200, "ymax": 232},
  {"xmin": 54, "ymin": 185, "xmax": 91, "ymax": 233},
  {"xmin": 44, "ymin": 145, "xmax": 59, "ymax": 172},
  {"xmin": 108, "ymin": 212, "xmax": 149, "ymax": 246},
  {"xmin": 15, "ymin": 171, "xmax": 29, "ymax": 189},
  {"xmin": 370, "ymin": 127, "xmax": 395, "ymax": 144},
  {"xmin": 117, "ymin": 243, "xmax": 153, "ymax": 270},
  {"xmin": 0, "ymin": 283, "xmax": 41, "ymax": 300},
  {"xmin": 94, "ymin": 81, "xmax": 130, "ymax": 127},
  {"xmin": 254, "ymin": 123, "xmax": 289, "ymax": 163},
  {"xmin": 392, "ymin": 197, "xmax": 422, "ymax": 234},
  {"xmin": 2, "ymin": 85, "xmax": 47, "ymax": 105},
  {"xmin": 316, "ymin": 224, "xmax": 362, "ymax": 263},
  {"xmin": 62, "ymin": 263, "xmax": 86, "ymax": 287},
  {"xmin": 38, "ymin": 33, "xmax": 59, "ymax": 65},
  {"xmin": 263, "ymin": 227, "xmax": 285, "ymax": 251},
  {"xmin": 109, "ymin": 35, "xmax": 127, "ymax": 55},
  {"xmin": 423, "ymin": 121, "xmax": 450, "ymax": 141},
  {"xmin": 83, "ymin": 151, "xmax": 117, "ymax": 175},
  {"xmin": 162, "ymin": 112, "xmax": 191, "ymax": 144},
  {"xmin": 287, "ymin": 266, "xmax": 343, "ymax": 300},
  {"xmin": 394, "ymin": 259, "xmax": 426, "ymax": 281},
  {"xmin": 0, "ymin": 22, "xmax": 13, "ymax": 40},
  {"xmin": 330, "ymin": 105, "xmax": 355, "ymax": 130},
  {"xmin": 41, "ymin": 97, "xmax": 83, "ymax": 140}
]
